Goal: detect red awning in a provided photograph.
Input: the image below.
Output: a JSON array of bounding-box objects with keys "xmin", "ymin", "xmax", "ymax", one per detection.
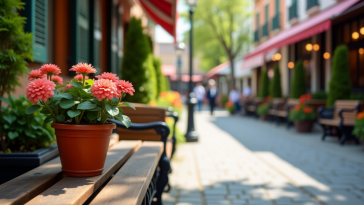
[
  {"xmin": 243, "ymin": 0, "xmax": 359, "ymax": 69},
  {"xmin": 161, "ymin": 65, "xmax": 176, "ymax": 76},
  {"xmin": 138, "ymin": 0, "xmax": 178, "ymax": 41},
  {"xmin": 206, "ymin": 61, "xmax": 230, "ymax": 79}
]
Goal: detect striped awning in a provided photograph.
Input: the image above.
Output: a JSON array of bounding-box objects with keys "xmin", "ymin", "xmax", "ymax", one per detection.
[{"xmin": 138, "ymin": 0, "xmax": 178, "ymax": 41}]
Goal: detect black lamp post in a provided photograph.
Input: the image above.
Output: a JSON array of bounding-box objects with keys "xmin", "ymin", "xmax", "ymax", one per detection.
[
  {"xmin": 175, "ymin": 42, "xmax": 185, "ymax": 93},
  {"xmin": 184, "ymin": 0, "xmax": 198, "ymax": 142}
]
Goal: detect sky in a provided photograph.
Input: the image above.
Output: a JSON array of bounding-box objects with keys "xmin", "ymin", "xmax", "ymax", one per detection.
[{"xmin": 155, "ymin": 1, "xmax": 190, "ymax": 43}]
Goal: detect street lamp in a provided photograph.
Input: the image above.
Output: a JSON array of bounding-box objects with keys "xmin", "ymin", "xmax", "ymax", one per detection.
[
  {"xmin": 175, "ymin": 42, "xmax": 185, "ymax": 93},
  {"xmin": 185, "ymin": 0, "xmax": 199, "ymax": 142}
]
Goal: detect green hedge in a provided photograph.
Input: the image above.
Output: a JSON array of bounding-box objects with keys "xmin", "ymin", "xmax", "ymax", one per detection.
[
  {"xmin": 327, "ymin": 45, "xmax": 352, "ymax": 106},
  {"xmin": 290, "ymin": 61, "xmax": 306, "ymax": 99},
  {"xmin": 258, "ymin": 70, "xmax": 270, "ymax": 98},
  {"xmin": 153, "ymin": 57, "xmax": 164, "ymax": 96},
  {"xmin": 270, "ymin": 65, "xmax": 282, "ymax": 98}
]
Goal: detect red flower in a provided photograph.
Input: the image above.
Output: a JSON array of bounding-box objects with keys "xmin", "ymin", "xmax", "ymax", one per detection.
[
  {"xmin": 357, "ymin": 112, "xmax": 364, "ymax": 120},
  {"xmin": 26, "ymin": 78, "xmax": 56, "ymax": 104},
  {"xmin": 96, "ymin": 72, "xmax": 119, "ymax": 82},
  {"xmin": 303, "ymin": 107, "xmax": 312, "ymax": 114},
  {"xmin": 51, "ymin": 75, "xmax": 63, "ymax": 85},
  {"xmin": 40, "ymin": 64, "xmax": 61, "ymax": 76},
  {"xmin": 66, "ymin": 83, "xmax": 73, "ymax": 89},
  {"xmin": 90, "ymin": 79, "xmax": 118, "ymax": 101},
  {"xmin": 299, "ymin": 94, "xmax": 312, "ymax": 104},
  {"xmin": 74, "ymin": 74, "xmax": 89, "ymax": 82},
  {"xmin": 69, "ymin": 63, "xmax": 96, "ymax": 75},
  {"xmin": 115, "ymin": 80, "xmax": 135, "ymax": 96},
  {"xmin": 28, "ymin": 69, "xmax": 46, "ymax": 81},
  {"xmin": 265, "ymin": 95, "xmax": 271, "ymax": 102},
  {"xmin": 295, "ymin": 105, "xmax": 301, "ymax": 111}
]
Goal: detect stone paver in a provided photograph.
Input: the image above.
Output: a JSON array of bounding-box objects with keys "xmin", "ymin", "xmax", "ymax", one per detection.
[{"xmin": 164, "ymin": 110, "xmax": 364, "ymax": 205}]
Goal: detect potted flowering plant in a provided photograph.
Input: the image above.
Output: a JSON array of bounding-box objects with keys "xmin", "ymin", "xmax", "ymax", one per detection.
[
  {"xmin": 257, "ymin": 103, "xmax": 269, "ymax": 121},
  {"xmin": 289, "ymin": 103, "xmax": 316, "ymax": 133},
  {"xmin": 25, "ymin": 63, "xmax": 135, "ymax": 177},
  {"xmin": 353, "ymin": 111, "xmax": 364, "ymax": 143},
  {"xmin": 225, "ymin": 101, "xmax": 236, "ymax": 114}
]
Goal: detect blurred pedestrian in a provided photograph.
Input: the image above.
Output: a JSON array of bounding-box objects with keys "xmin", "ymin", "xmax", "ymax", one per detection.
[
  {"xmin": 206, "ymin": 79, "xmax": 218, "ymax": 115},
  {"xmin": 242, "ymin": 83, "xmax": 252, "ymax": 100},
  {"xmin": 229, "ymin": 87, "xmax": 241, "ymax": 113},
  {"xmin": 193, "ymin": 82, "xmax": 205, "ymax": 111}
]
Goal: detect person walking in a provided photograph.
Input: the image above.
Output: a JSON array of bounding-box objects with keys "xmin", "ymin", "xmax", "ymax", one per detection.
[
  {"xmin": 193, "ymin": 82, "xmax": 205, "ymax": 111},
  {"xmin": 206, "ymin": 79, "xmax": 218, "ymax": 115},
  {"xmin": 229, "ymin": 87, "xmax": 241, "ymax": 113}
]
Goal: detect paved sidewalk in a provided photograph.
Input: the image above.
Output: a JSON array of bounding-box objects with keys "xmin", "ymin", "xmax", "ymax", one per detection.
[{"xmin": 163, "ymin": 110, "xmax": 364, "ymax": 205}]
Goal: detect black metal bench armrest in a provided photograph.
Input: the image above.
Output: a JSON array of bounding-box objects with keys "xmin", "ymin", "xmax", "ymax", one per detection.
[
  {"xmin": 107, "ymin": 119, "xmax": 170, "ymax": 205},
  {"xmin": 166, "ymin": 112, "xmax": 179, "ymax": 158},
  {"xmin": 318, "ymin": 106, "xmax": 334, "ymax": 119}
]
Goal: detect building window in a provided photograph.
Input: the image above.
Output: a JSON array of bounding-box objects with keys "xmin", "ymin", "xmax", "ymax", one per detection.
[
  {"xmin": 289, "ymin": 0, "xmax": 298, "ymax": 21},
  {"xmin": 23, "ymin": 0, "xmax": 48, "ymax": 63},
  {"xmin": 255, "ymin": 12, "xmax": 260, "ymax": 42},
  {"xmin": 306, "ymin": 0, "xmax": 319, "ymax": 11},
  {"xmin": 272, "ymin": 0, "xmax": 280, "ymax": 31}
]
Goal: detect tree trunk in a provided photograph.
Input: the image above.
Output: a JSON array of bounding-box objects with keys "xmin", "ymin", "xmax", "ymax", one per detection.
[{"xmin": 229, "ymin": 56, "xmax": 235, "ymax": 91}]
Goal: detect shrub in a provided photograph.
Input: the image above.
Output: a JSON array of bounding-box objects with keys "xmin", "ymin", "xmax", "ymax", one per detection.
[
  {"xmin": 121, "ymin": 17, "xmax": 152, "ymax": 103},
  {"xmin": 353, "ymin": 111, "xmax": 364, "ymax": 140},
  {"xmin": 153, "ymin": 57, "xmax": 164, "ymax": 96},
  {"xmin": 0, "ymin": 95, "xmax": 55, "ymax": 152},
  {"xmin": 327, "ymin": 45, "xmax": 352, "ymax": 107},
  {"xmin": 225, "ymin": 101, "xmax": 235, "ymax": 112},
  {"xmin": 220, "ymin": 94, "xmax": 229, "ymax": 107},
  {"xmin": 312, "ymin": 91, "xmax": 327, "ymax": 100},
  {"xmin": 350, "ymin": 93, "xmax": 364, "ymax": 101},
  {"xmin": 258, "ymin": 70, "xmax": 270, "ymax": 98},
  {"xmin": 289, "ymin": 104, "xmax": 316, "ymax": 122},
  {"xmin": 147, "ymin": 53, "xmax": 158, "ymax": 101},
  {"xmin": 290, "ymin": 61, "xmax": 306, "ymax": 99},
  {"xmin": 270, "ymin": 65, "xmax": 282, "ymax": 98},
  {"xmin": 257, "ymin": 104, "xmax": 269, "ymax": 116}
]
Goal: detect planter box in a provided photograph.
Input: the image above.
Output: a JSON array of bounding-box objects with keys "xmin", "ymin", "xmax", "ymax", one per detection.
[
  {"xmin": 305, "ymin": 99, "xmax": 326, "ymax": 114},
  {"xmin": 0, "ymin": 144, "xmax": 58, "ymax": 185},
  {"xmin": 294, "ymin": 121, "xmax": 314, "ymax": 133}
]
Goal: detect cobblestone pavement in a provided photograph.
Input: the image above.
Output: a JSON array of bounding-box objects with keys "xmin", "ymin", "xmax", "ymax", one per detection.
[{"xmin": 163, "ymin": 110, "xmax": 364, "ymax": 205}]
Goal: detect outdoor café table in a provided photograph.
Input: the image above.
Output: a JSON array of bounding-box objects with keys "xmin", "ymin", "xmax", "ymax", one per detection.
[{"xmin": 0, "ymin": 140, "xmax": 163, "ymax": 205}]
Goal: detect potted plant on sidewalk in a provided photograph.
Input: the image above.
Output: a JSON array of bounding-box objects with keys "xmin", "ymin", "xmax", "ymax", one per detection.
[
  {"xmin": 257, "ymin": 103, "xmax": 269, "ymax": 121},
  {"xmin": 289, "ymin": 95, "xmax": 316, "ymax": 133},
  {"xmin": 225, "ymin": 101, "xmax": 236, "ymax": 114},
  {"xmin": 353, "ymin": 111, "xmax": 364, "ymax": 144},
  {"xmin": 25, "ymin": 63, "xmax": 135, "ymax": 177}
]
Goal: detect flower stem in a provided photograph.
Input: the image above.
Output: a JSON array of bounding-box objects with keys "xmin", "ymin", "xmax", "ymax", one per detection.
[
  {"xmin": 82, "ymin": 74, "xmax": 86, "ymax": 88},
  {"xmin": 42, "ymin": 101, "xmax": 58, "ymax": 122}
]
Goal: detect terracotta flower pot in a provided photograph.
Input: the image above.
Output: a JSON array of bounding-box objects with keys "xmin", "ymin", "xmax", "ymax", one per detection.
[
  {"xmin": 229, "ymin": 110, "xmax": 236, "ymax": 115},
  {"xmin": 52, "ymin": 123, "xmax": 116, "ymax": 177},
  {"xmin": 294, "ymin": 121, "xmax": 313, "ymax": 133},
  {"xmin": 260, "ymin": 115, "xmax": 268, "ymax": 121}
]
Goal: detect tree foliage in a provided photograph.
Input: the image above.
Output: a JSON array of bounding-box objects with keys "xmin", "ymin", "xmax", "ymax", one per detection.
[
  {"xmin": 153, "ymin": 57, "xmax": 164, "ymax": 96},
  {"xmin": 189, "ymin": 0, "xmax": 252, "ymax": 88},
  {"xmin": 121, "ymin": 17, "xmax": 153, "ymax": 103},
  {"xmin": 270, "ymin": 65, "xmax": 282, "ymax": 98},
  {"xmin": 258, "ymin": 70, "xmax": 269, "ymax": 98},
  {"xmin": 290, "ymin": 61, "xmax": 306, "ymax": 99},
  {"xmin": 327, "ymin": 45, "xmax": 352, "ymax": 106}
]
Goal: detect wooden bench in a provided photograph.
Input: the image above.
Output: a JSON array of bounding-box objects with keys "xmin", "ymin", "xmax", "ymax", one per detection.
[
  {"xmin": 268, "ymin": 98, "xmax": 286, "ymax": 123},
  {"xmin": 0, "ymin": 121, "xmax": 170, "ymax": 205},
  {"xmin": 244, "ymin": 98, "xmax": 264, "ymax": 117},
  {"xmin": 318, "ymin": 100, "xmax": 363, "ymax": 145}
]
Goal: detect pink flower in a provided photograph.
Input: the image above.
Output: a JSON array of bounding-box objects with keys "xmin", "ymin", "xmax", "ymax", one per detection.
[
  {"xmin": 74, "ymin": 74, "xmax": 89, "ymax": 82},
  {"xmin": 51, "ymin": 75, "xmax": 63, "ymax": 85},
  {"xmin": 115, "ymin": 80, "xmax": 135, "ymax": 96},
  {"xmin": 40, "ymin": 64, "xmax": 61, "ymax": 76},
  {"xmin": 70, "ymin": 63, "xmax": 96, "ymax": 75},
  {"xmin": 66, "ymin": 83, "xmax": 73, "ymax": 89},
  {"xmin": 90, "ymin": 79, "xmax": 118, "ymax": 101},
  {"xmin": 26, "ymin": 78, "xmax": 56, "ymax": 104},
  {"xmin": 95, "ymin": 72, "xmax": 119, "ymax": 82},
  {"xmin": 28, "ymin": 70, "xmax": 46, "ymax": 81}
]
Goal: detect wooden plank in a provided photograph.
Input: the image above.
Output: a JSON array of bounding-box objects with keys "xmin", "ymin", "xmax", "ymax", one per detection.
[
  {"xmin": 89, "ymin": 142, "xmax": 163, "ymax": 205},
  {"xmin": 0, "ymin": 158, "xmax": 63, "ymax": 205},
  {"xmin": 26, "ymin": 141, "xmax": 142, "ymax": 205}
]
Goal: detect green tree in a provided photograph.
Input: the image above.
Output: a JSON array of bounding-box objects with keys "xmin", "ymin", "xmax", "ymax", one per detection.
[
  {"xmin": 290, "ymin": 61, "xmax": 306, "ymax": 98},
  {"xmin": 0, "ymin": 0, "xmax": 33, "ymax": 150},
  {"xmin": 270, "ymin": 65, "xmax": 282, "ymax": 98},
  {"xmin": 190, "ymin": 0, "xmax": 251, "ymax": 89},
  {"xmin": 121, "ymin": 17, "xmax": 152, "ymax": 103},
  {"xmin": 327, "ymin": 45, "xmax": 352, "ymax": 106},
  {"xmin": 258, "ymin": 70, "xmax": 269, "ymax": 98},
  {"xmin": 153, "ymin": 57, "xmax": 164, "ymax": 96}
]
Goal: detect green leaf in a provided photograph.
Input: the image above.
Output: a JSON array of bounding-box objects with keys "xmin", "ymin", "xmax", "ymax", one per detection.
[
  {"xmin": 60, "ymin": 99, "xmax": 76, "ymax": 109},
  {"xmin": 112, "ymin": 97, "xmax": 119, "ymax": 104},
  {"xmin": 121, "ymin": 115, "xmax": 131, "ymax": 128},
  {"xmin": 40, "ymin": 107, "xmax": 50, "ymax": 114},
  {"xmin": 26, "ymin": 104, "xmax": 42, "ymax": 114},
  {"xmin": 8, "ymin": 131, "xmax": 19, "ymax": 140},
  {"xmin": 24, "ymin": 129, "xmax": 36, "ymax": 138},
  {"xmin": 43, "ymin": 116, "xmax": 54, "ymax": 126},
  {"xmin": 70, "ymin": 82, "xmax": 83, "ymax": 88},
  {"xmin": 56, "ymin": 115, "xmax": 65, "ymax": 122},
  {"xmin": 67, "ymin": 110, "xmax": 81, "ymax": 118},
  {"xmin": 0, "ymin": 97, "xmax": 10, "ymax": 105},
  {"xmin": 71, "ymin": 79, "xmax": 79, "ymax": 83},
  {"xmin": 53, "ymin": 93, "xmax": 73, "ymax": 101},
  {"xmin": 87, "ymin": 111, "xmax": 99, "ymax": 120},
  {"xmin": 105, "ymin": 104, "xmax": 119, "ymax": 116},
  {"xmin": 18, "ymin": 120, "xmax": 26, "ymax": 125},
  {"xmin": 55, "ymin": 85, "xmax": 66, "ymax": 89},
  {"xmin": 116, "ymin": 112, "xmax": 123, "ymax": 121},
  {"xmin": 86, "ymin": 79, "xmax": 94, "ymax": 86},
  {"xmin": 121, "ymin": 102, "xmax": 136, "ymax": 110},
  {"xmin": 77, "ymin": 101, "xmax": 97, "ymax": 110},
  {"xmin": 89, "ymin": 106, "xmax": 102, "ymax": 111},
  {"xmin": 3, "ymin": 115, "xmax": 16, "ymax": 124}
]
